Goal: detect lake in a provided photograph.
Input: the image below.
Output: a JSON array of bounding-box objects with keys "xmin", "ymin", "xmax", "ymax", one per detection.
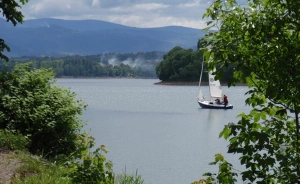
[{"xmin": 57, "ymin": 78, "xmax": 251, "ymax": 184}]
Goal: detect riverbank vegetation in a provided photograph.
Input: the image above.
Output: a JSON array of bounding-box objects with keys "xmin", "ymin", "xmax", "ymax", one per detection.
[
  {"xmin": 0, "ymin": 63, "xmax": 144, "ymax": 183},
  {"xmin": 195, "ymin": 0, "xmax": 300, "ymax": 183},
  {"xmin": 4, "ymin": 48, "xmax": 239, "ymax": 84},
  {"xmin": 2, "ymin": 47, "xmax": 237, "ymax": 84}
]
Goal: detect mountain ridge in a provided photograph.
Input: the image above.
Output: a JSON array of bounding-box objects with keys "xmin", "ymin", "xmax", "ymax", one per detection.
[{"xmin": 0, "ymin": 18, "xmax": 206, "ymax": 57}]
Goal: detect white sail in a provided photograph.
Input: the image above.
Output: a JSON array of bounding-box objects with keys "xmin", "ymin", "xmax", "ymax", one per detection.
[
  {"xmin": 197, "ymin": 89, "xmax": 204, "ymax": 101},
  {"xmin": 197, "ymin": 54, "xmax": 233, "ymax": 109},
  {"xmin": 208, "ymin": 72, "xmax": 223, "ymax": 98}
]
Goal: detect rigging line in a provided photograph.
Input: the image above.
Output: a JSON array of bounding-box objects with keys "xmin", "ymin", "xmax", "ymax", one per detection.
[{"xmin": 199, "ymin": 55, "xmax": 204, "ymax": 88}]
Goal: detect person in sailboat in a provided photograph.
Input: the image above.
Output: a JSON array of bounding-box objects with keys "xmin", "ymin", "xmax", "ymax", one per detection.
[
  {"xmin": 215, "ymin": 98, "xmax": 221, "ymax": 104},
  {"xmin": 223, "ymin": 95, "xmax": 228, "ymax": 107}
]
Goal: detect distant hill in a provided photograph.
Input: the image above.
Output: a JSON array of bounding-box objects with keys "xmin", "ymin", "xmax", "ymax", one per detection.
[{"xmin": 0, "ymin": 18, "xmax": 206, "ymax": 57}]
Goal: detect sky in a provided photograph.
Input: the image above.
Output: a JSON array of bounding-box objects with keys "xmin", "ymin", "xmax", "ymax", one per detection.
[{"xmin": 20, "ymin": 0, "xmax": 214, "ymax": 29}]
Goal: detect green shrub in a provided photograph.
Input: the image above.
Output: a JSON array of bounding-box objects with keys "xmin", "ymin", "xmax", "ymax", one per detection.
[
  {"xmin": 0, "ymin": 62, "xmax": 86, "ymax": 158},
  {"xmin": 0, "ymin": 130, "xmax": 29, "ymax": 151},
  {"xmin": 68, "ymin": 136, "xmax": 115, "ymax": 184},
  {"xmin": 115, "ymin": 169, "xmax": 144, "ymax": 184}
]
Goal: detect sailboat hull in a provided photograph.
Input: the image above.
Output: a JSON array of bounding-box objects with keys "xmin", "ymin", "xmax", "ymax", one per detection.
[{"xmin": 198, "ymin": 100, "xmax": 233, "ymax": 109}]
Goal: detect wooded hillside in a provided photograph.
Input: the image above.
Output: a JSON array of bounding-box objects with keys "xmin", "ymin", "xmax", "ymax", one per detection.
[{"xmin": 2, "ymin": 51, "xmax": 165, "ymax": 78}]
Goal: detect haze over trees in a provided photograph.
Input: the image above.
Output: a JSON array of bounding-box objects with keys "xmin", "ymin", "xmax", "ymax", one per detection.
[
  {"xmin": 196, "ymin": 0, "xmax": 300, "ymax": 183},
  {"xmin": 0, "ymin": 51, "xmax": 165, "ymax": 78}
]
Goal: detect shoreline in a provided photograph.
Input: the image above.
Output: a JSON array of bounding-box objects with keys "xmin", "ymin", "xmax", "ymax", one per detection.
[
  {"xmin": 56, "ymin": 77, "xmax": 247, "ymax": 86},
  {"xmin": 154, "ymin": 81, "xmax": 247, "ymax": 86},
  {"xmin": 154, "ymin": 81, "xmax": 202, "ymax": 86}
]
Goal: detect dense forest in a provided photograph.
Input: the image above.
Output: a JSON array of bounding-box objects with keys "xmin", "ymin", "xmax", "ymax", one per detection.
[
  {"xmin": 2, "ymin": 48, "xmax": 235, "ymax": 82},
  {"xmin": 155, "ymin": 45, "xmax": 234, "ymax": 82},
  {"xmin": 0, "ymin": 51, "xmax": 165, "ymax": 78}
]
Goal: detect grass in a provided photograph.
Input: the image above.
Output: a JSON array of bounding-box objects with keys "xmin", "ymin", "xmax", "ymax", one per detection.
[
  {"xmin": 1, "ymin": 150, "xmax": 145, "ymax": 184},
  {"xmin": 115, "ymin": 169, "xmax": 144, "ymax": 184},
  {"xmin": 0, "ymin": 130, "xmax": 145, "ymax": 184},
  {"xmin": 10, "ymin": 151, "xmax": 72, "ymax": 184}
]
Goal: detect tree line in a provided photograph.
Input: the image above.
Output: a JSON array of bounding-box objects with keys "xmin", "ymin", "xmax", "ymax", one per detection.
[
  {"xmin": 155, "ymin": 45, "xmax": 234, "ymax": 83},
  {"xmin": 1, "ymin": 51, "xmax": 165, "ymax": 78},
  {"xmin": 4, "ymin": 49, "xmax": 235, "ymax": 82}
]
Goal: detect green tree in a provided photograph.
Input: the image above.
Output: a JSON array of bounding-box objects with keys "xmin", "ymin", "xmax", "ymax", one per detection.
[
  {"xmin": 200, "ymin": 0, "xmax": 300, "ymax": 183},
  {"xmin": 0, "ymin": 0, "xmax": 29, "ymax": 61},
  {"xmin": 40, "ymin": 59, "xmax": 64, "ymax": 77},
  {"xmin": 0, "ymin": 62, "xmax": 86, "ymax": 158},
  {"xmin": 155, "ymin": 46, "xmax": 202, "ymax": 81}
]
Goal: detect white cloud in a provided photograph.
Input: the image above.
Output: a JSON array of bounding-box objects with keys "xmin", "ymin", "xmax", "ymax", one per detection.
[
  {"xmin": 21, "ymin": 0, "xmax": 212, "ymax": 29},
  {"xmin": 23, "ymin": 1, "xmax": 73, "ymax": 16},
  {"xmin": 92, "ymin": 0, "xmax": 100, "ymax": 7},
  {"xmin": 180, "ymin": 0, "xmax": 201, "ymax": 8},
  {"xmin": 133, "ymin": 3, "xmax": 169, "ymax": 11},
  {"xmin": 137, "ymin": 16, "xmax": 208, "ymax": 29}
]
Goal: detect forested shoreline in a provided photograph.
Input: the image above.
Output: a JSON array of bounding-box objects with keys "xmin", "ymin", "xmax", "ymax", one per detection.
[
  {"xmin": 2, "ymin": 48, "xmax": 237, "ymax": 84},
  {"xmin": 155, "ymin": 46, "xmax": 235, "ymax": 83},
  {"xmin": 1, "ymin": 51, "xmax": 165, "ymax": 78}
]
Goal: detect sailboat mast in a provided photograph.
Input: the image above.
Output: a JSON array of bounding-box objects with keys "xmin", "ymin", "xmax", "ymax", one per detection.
[
  {"xmin": 208, "ymin": 74, "xmax": 211, "ymax": 101},
  {"xmin": 208, "ymin": 58, "xmax": 212, "ymax": 101},
  {"xmin": 199, "ymin": 55, "xmax": 204, "ymax": 88},
  {"xmin": 197, "ymin": 55, "xmax": 205, "ymax": 101}
]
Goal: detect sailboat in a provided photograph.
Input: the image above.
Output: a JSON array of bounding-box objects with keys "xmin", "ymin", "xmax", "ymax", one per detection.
[{"xmin": 197, "ymin": 57, "xmax": 233, "ymax": 109}]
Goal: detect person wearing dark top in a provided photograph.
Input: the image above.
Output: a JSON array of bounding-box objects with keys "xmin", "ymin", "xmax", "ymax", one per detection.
[{"xmin": 223, "ymin": 95, "xmax": 228, "ymax": 107}]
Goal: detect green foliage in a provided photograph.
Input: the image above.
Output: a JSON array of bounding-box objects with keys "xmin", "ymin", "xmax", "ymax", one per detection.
[
  {"xmin": 199, "ymin": 0, "xmax": 300, "ymax": 183},
  {"xmin": 221, "ymin": 106, "xmax": 299, "ymax": 183},
  {"xmin": 0, "ymin": 129, "xmax": 29, "ymax": 151},
  {"xmin": 206, "ymin": 154, "xmax": 237, "ymax": 184},
  {"xmin": 0, "ymin": 38, "xmax": 10, "ymax": 62},
  {"xmin": 8, "ymin": 135, "xmax": 144, "ymax": 184},
  {"xmin": 3, "ymin": 51, "xmax": 164, "ymax": 78},
  {"xmin": 68, "ymin": 136, "xmax": 114, "ymax": 184},
  {"xmin": 0, "ymin": 60, "xmax": 145, "ymax": 183},
  {"xmin": 194, "ymin": 154, "xmax": 237, "ymax": 184},
  {"xmin": 11, "ymin": 151, "xmax": 72, "ymax": 184},
  {"xmin": 0, "ymin": 0, "xmax": 29, "ymax": 61},
  {"xmin": 0, "ymin": 62, "xmax": 86, "ymax": 158},
  {"xmin": 115, "ymin": 170, "xmax": 144, "ymax": 184},
  {"xmin": 155, "ymin": 46, "xmax": 203, "ymax": 81},
  {"xmin": 155, "ymin": 45, "xmax": 234, "ymax": 82},
  {"xmin": 0, "ymin": 61, "xmax": 144, "ymax": 184}
]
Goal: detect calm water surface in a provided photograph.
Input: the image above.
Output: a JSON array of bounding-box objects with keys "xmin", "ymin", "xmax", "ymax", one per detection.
[{"xmin": 57, "ymin": 79, "xmax": 250, "ymax": 184}]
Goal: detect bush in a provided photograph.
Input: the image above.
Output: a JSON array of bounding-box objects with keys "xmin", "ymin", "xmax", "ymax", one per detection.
[
  {"xmin": 0, "ymin": 62, "xmax": 86, "ymax": 158},
  {"xmin": 68, "ymin": 136, "xmax": 115, "ymax": 184},
  {"xmin": 0, "ymin": 130, "xmax": 29, "ymax": 151}
]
